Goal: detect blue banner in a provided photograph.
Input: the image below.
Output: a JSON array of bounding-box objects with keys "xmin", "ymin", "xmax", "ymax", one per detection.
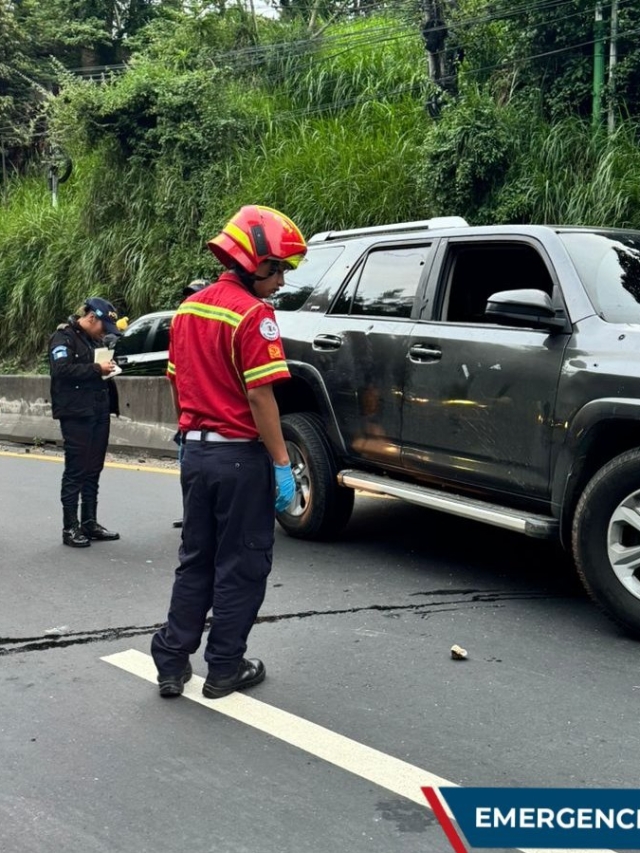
[{"xmin": 438, "ymin": 787, "xmax": 640, "ymax": 849}]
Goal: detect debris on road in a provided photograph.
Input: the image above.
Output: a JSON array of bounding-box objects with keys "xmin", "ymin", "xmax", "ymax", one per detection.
[
  {"xmin": 450, "ymin": 644, "xmax": 468, "ymax": 660},
  {"xmin": 43, "ymin": 626, "xmax": 71, "ymax": 638}
]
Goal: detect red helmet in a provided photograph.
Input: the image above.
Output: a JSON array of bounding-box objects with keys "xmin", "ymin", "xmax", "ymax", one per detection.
[{"xmin": 207, "ymin": 205, "xmax": 307, "ymax": 274}]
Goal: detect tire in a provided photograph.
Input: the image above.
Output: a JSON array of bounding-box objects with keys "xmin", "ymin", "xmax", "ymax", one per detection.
[
  {"xmin": 572, "ymin": 448, "xmax": 640, "ymax": 637},
  {"xmin": 278, "ymin": 413, "xmax": 354, "ymax": 540}
]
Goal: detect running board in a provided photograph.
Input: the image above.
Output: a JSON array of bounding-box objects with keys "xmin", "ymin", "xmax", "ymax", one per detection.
[{"xmin": 337, "ymin": 470, "xmax": 558, "ymax": 539}]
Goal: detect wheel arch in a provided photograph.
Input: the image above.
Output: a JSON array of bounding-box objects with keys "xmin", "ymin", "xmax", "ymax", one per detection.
[
  {"xmin": 274, "ymin": 361, "xmax": 347, "ymax": 455},
  {"xmin": 554, "ymin": 399, "xmax": 640, "ymax": 546}
]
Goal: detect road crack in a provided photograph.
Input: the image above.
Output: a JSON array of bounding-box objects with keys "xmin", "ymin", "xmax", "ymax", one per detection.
[{"xmin": 0, "ymin": 589, "xmax": 559, "ymax": 656}]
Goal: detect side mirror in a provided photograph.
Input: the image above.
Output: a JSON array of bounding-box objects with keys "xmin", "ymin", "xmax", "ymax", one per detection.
[{"xmin": 485, "ymin": 289, "xmax": 567, "ymax": 332}]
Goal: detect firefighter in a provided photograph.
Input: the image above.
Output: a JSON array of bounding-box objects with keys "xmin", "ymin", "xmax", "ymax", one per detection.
[
  {"xmin": 151, "ymin": 205, "xmax": 306, "ymax": 699},
  {"xmin": 49, "ymin": 297, "xmax": 123, "ymax": 547}
]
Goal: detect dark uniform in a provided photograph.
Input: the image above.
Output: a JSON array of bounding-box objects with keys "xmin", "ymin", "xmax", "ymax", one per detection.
[
  {"xmin": 49, "ymin": 305, "xmax": 121, "ymax": 546},
  {"xmin": 151, "ymin": 205, "xmax": 307, "ymax": 701}
]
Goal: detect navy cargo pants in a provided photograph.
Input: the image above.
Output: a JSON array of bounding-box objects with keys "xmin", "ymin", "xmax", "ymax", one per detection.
[
  {"xmin": 151, "ymin": 439, "xmax": 275, "ymax": 678},
  {"xmin": 59, "ymin": 393, "xmax": 111, "ymax": 511}
]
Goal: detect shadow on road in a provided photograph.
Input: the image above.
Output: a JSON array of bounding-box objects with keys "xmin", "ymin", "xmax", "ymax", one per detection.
[{"xmin": 332, "ymin": 497, "xmax": 583, "ymax": 599}]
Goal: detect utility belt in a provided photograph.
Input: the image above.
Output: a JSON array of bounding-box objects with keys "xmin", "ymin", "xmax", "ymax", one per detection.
[{"xmin": 183, "ymin": 430, "xmax": 252, "ymax": 444}]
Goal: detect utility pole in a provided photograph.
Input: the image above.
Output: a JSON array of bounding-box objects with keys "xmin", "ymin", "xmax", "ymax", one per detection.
[
  {"xmin": 592, "ymin": 1, "xmax": 605, "ymax": 129},
  {"xmin": 607, "ymin": 0, "xmax": 618, "ymax": 133}
]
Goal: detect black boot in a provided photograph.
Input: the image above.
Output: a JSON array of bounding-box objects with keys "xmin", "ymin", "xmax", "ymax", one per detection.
[
  {"xmin": 81, "ymin": 502, "xmax": 120, "ymax": 541},
  {"xmin": 63, "ymin": 507, "xmax": 91, "ymax": 548}
]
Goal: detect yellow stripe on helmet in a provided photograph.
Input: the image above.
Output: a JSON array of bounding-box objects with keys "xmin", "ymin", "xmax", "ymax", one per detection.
[{"xmin": 225, "ymin": 221, "xmax": 254, "ymax": 257}]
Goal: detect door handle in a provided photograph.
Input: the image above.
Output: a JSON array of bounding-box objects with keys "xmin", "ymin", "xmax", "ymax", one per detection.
[
  {"xmin": 408, "ymin": 344, "xmax": 442, "ymax": 363},
  {"xmin": 115, "ymin": 356, "xmax": 128, "ymax": 365},
  {"xmin": 313, "ymin": 334, "xmax": 343, "ymax": 351}
]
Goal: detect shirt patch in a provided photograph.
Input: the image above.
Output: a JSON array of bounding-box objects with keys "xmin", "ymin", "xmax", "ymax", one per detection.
[
  {"xmin": 268, "ymin": 344, "xmax": 283, "ymax": 359},
  {"xmin": 52, "ymin": 346, "xmax": 68, "ymax": 360},
  {"xmin": 259, "ymin": 318, "xmax": 280, "ymax": 341}
]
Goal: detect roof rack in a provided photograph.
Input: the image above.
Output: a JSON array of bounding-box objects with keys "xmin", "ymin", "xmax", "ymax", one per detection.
[{"xmin": 309, "ymin": 216, "xmax": 469, "ymax": 243}]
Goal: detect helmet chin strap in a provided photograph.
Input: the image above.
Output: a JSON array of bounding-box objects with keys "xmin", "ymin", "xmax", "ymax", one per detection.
[{"xmin": 233, "ymin": 261, "xmax": 279, "ymax": 290}]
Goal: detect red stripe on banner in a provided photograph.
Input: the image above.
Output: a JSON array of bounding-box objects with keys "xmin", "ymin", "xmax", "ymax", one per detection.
[{"xmin": 421, "ymin": 787, "xmax": 468, "ymax": 853}]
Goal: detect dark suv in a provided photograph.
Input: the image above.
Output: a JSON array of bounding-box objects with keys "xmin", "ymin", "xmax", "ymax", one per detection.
[{"xmin": 271, "ymin": 216, "xmax": 640, "ymax": 637}]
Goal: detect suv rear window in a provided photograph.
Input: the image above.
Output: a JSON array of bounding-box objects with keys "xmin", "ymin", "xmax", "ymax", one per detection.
[
  {"xmin": 271, "ymin": 245, "xmax": 345, "ymax": 311},
  {"xmin": 559, "ymin": 231, "xmax": 640, "ymax": 324},
  {"xmin": 331, "ymin": 245, "xmax": 430, "ymax": 318}
]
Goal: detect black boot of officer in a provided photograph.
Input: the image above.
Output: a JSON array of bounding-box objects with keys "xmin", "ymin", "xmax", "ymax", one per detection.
[
  {"xmin": 63, "ymin": 506, "xmax": 91, "ymax": 548},
  {"xmin": 80, "ymin": 501, "xmax": 120, "ymax": 541}
]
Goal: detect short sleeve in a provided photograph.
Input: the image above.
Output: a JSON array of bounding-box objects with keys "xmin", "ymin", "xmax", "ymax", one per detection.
[
  {"xmin": 166, "ymin": 315, "xmax": 177, "ymax": 381},
  {"xmin": 235, "ymin": 304, "xmax": 290, "ymax": 389}
]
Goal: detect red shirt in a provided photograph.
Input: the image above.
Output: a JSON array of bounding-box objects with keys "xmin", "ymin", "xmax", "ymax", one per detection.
[{"xmin": 168, "ymin": 272, "xmax": 290, "ymax": 438}]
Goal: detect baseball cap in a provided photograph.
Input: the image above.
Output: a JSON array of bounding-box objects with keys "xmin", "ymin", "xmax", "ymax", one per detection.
[{"xmin": 84, "ymin": 297, "xmax": 121, "ymax": 336}]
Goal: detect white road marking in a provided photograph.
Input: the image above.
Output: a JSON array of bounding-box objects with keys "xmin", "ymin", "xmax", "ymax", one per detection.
[
  {"xmin": 103, "ymin": 649, "xmax": 453, "ymax": 806},
  {"xmin": 102, "ymin": 650, "xmax": 614, "ymax": 853}
]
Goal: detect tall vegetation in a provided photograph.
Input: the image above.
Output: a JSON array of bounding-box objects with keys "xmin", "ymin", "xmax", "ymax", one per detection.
[{"xmin": 2, "ymin": 0, "xmax": 640, "ymax": 365}]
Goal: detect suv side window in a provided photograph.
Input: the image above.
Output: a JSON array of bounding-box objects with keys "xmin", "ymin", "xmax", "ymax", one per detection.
[
  {"xmin": 115, "ymin": 316, "xmax": 155, "ymax": 355},
  {"xmin": 439, "ymin": 243, "xmax": 554, "ymax": 323},
  {"xmin": 331, "ymin": 245, "xmax": 431, "ymax": 319},
  {"xmin": 153, "ymin": 315, "xmax": 172, "ymax": 352}
]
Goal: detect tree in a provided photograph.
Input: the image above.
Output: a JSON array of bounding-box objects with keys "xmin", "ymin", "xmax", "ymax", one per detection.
[
  {"xmin": 0, "ymin": 0, "xmax": 183, "ymax": 173},
  {"xmin": 449, "ymin": 0, "xmax": 640, "ymax": 120}
]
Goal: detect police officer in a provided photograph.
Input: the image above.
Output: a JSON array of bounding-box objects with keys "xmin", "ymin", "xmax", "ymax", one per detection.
[
  {"xmin": 49, "ymin": 297, "xmax": 123, "ymax": 548},
  {"xmin": 151, "ymin": 205, "xmax": 307, "ymax": 699}
]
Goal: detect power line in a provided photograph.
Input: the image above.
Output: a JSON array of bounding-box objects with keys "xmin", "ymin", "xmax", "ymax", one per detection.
[
  {"xmin": 63, "ymin": 0, "xmax": 582, "ymax": 76},
  {"xmin": 0, "ymin": 0, "xmax": 636, "ymax": 139},
  {"xmin": 267, "ymin": 21, "xmax": 640, "ymax": 121}
]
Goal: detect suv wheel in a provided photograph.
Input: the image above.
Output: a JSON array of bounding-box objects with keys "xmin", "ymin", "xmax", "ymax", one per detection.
[
  {"xmin": 573, "ymin": 448, "xmax": 640, "ymax": 637},
  {"xmin": 278, "ymin": 413, "xmax": 354, "ymax": 539}
]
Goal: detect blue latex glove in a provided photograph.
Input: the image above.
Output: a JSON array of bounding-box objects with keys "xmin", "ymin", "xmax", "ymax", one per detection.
[{"xmin": 274, "ymin": 463, "xmax": 296, "ymax": 512}]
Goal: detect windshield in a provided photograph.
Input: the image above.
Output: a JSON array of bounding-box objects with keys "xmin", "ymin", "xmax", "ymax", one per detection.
[{"xmin": 559, "ymin": 231, "xmax": 640, "ymax": 323}]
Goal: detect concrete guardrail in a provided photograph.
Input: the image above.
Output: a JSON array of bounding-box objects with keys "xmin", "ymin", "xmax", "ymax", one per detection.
[{"xmin": 0, "ymin": 375, "xmax": 178, "ymax": 457}]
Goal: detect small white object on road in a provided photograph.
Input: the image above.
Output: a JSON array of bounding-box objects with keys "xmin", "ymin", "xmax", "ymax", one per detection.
[
  {"xmin": 450, "ymin": 644, "xmax": 468, "ymax": 660},
  {"xmin": 44, "ymin": 626, "xmax": 71, "ymax": 637}
]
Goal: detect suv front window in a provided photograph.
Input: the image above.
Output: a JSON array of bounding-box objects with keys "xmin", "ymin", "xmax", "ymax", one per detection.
[
  {"xmin": 439, "ymin": 243, "xmax": 554, "ymax": 324},
  {"xmin": 559, "ymin": 231, "xmax": 640, "ymax": 324}
]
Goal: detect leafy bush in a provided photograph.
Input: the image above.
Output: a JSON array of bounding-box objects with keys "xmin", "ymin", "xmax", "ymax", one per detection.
[{"xmin": 418, "ymin": 87, "xmax": 516, "ymax": 221}]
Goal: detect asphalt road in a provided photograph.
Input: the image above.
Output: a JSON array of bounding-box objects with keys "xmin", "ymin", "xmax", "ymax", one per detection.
[{"xmin": 1, "ymin": 449, "xmax": 638, "ymax": 853}]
